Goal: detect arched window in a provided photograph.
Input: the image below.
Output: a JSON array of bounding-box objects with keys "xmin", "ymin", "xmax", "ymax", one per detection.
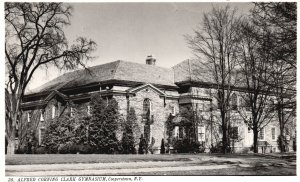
[
  {"xmin": 231, "ymin": 93, "xmax": 238, "ymax": 110},
  {"xmin": 143, "ymin": 99, "xmax": 151, "ymax": 118}
]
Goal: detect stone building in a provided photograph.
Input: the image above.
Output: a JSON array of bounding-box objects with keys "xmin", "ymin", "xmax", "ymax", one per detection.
[{"xmin": 20, "ymin": 56, "xmax": 295, "ymax": 153}]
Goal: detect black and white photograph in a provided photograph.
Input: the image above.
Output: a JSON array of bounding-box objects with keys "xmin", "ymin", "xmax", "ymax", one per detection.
[{"xmin": 3, "ymin": 0, "xmax": 297, "ymax": 178}]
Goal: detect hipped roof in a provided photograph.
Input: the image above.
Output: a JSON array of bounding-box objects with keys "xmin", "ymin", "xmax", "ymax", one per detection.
[{"xmin": 28, "ymin": 60, "xmax": 177, "ymax": 94}]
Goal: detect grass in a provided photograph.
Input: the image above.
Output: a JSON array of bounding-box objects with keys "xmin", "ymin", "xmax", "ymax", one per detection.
[
  {"xmin": 6, "ymin": 154, "xmax": 196, "ymax": 165},
  {"xmin": 6, "ymin": 153, "xmax": 296, "ymax": 176},
  {"xmin": 6, "ymin": 153, "xmax": 295, "ymax": 165},
  {"xmin": 123, "ymin": 166, "xmax": 296, "ymax": 176}
]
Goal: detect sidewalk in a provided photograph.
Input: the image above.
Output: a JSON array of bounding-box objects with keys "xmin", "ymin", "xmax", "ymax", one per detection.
[{"xmin": 6, "ymin": 161, "xmax": 236, "ymax": 176}]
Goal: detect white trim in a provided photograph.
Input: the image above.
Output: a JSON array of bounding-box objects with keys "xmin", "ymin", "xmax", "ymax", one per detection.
[
  {"xmin": 128, "ymin": 83, "xmax": 166, "ymax": 96},
  {"xmin": 197, "ymin": 125, "xmax": 205, "ymax": 142}
]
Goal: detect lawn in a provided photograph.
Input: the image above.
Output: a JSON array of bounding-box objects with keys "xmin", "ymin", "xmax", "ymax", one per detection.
[
  {"xmin": 6, "ymin": 153, "xmax": 296, "ymax": 176},
  {"xmin": 6, "ymin": 153, "xmax": 295, "ymax": 165},
  {"xmin": 6, "ymin": 154, "xmax": 195, "ymax": 165}
]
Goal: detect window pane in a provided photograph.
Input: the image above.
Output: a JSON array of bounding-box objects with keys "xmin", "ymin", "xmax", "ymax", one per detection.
[
  {"xmin": 272, "ymin": 128, "xmax": 276, "ymax": 140},
  {"xmin": 230, "ymin": 127, "xmax": 238, "ymax": 139},
  {"xmin": 143, "ymin": 99, "xmax": 151, "ymax": 119},
  {"xmin": 259, "ymin": 128, "xmax": 264, "ymax": 140}
]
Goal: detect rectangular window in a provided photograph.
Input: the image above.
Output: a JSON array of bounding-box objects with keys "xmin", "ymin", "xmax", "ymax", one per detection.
[
  {"xmin": 198, "ymin": 126, "xmax": 205, "ymax": 142},
  {"xmin": 171, "ymin": 106, "xmax": 176, "ymax": 116},
  {"xmin": 230, "ymin": 127, "xmax": 239, "ymax": 140},
  {"xmin": 259, "ymin": 128, "xmax": 265, "ymax": 140},
  {"xmin": 272, "ymin": 128, "xmax": 276, "ymax": 140}
]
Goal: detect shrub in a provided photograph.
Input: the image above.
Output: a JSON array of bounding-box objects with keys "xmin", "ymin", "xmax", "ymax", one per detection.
[
  {"xmin": 35, "ymin": 146, "xmax": 47, "ymax": 154},
  {"xmin": 138, "ymin": 134, "xmax": 148, "ymax": 154},
  {"xmin": 15, "ymin": 146, "xmax": 26, "ymax": 154},
  {"xmin": 293, "ymin": 138, "xmax": 296, "ymax": 152},
  {"xmin": 58, "ymin": 144, "xmax": 71, "ymax": 154},
  {"xmin": 277, "ymin": 135, "xmax": 288, "ymax": 152},
  {"xmin": 121, "ymin": 108, "xmax": 137, "ymax": 154},
  {"xmin": 77, "ymin": 144, "xmax": 94, "ymax": 154},
  {"xmin": 89, "ymin": 96, "xmax": 121, "ymax": 154},
  {"xmin": 210, "ymin": 142, "xmax": 223, "ymax": 153},
  {"xmin": 241, "ymin": 147, "xmax": 250, "ymax": 154},
  {"xmin": 174, "ymin": 139, "xmax": 201, "ymax": 153},
  {"xmin": 160, "ymin": 139, "xmax": 165, "ymax": 154},
  {"xmin": 198, "ymin": 145, "xmax": 206, "ymax": 153}
]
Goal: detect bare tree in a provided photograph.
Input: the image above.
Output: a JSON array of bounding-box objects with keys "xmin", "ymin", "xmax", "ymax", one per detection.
[
  {"xmin": 5, "ymin": 2, "xmax": 96, "ymax": 155},
  {"xmin": 251, "ymin": 2, "xmax": 296, "ymax": 152},
  {"xmin": 237, "ymin": 20, "xmax": 276, "ymax": 153},
  {"xmin": 186, "ymin": 6, "xmax": 241, "ymax": 153}
]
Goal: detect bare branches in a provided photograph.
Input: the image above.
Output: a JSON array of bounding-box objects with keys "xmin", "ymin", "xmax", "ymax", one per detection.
[
  {"xmin": 5, "ymin": 2, "xmax": 97, "ymax": 154},
  {"xmin": 186, "ymin": 6, "xmax": 242, "ymax": 153}
]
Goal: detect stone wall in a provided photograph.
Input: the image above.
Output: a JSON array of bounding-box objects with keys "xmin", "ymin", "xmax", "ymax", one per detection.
[{"xmin": 114, "ymin": 86, "xmax": 179, "ymax": 154}]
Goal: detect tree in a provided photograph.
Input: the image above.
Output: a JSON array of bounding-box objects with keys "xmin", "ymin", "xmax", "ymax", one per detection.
[
  {"xmin": 251, "ymin": 2, "xmax": 296, "ymax": 152},
  {"xmin": 121, "ymin": 107, "xmax": 137, "ymax": 154},
  {"xmin": 15, "ymin": 108, "xmax": 41, "ymax": 153},
  {"xmin": 160, "ymin": 139, "xmax": 165, "ymax": 154},
  {"xmin": 89, "ymin": 95, "xmax": 120, "ymax": 154},
  {"xmin": 186, "ymin": 6, "xmax": 241, "ymax": 153},
  {"xmin": 138, "ymin": 134, "xmax": 147, "ymax": 154},
  {"xmin": 42, "ymin": 104, "xmax": 89, "ymax": 153},
  {"xmin": 237, "ymin": 20, "xmax": 276, "ymax": 153},
  {"xmin": 5, "ymin": 2, "xmax": 96, "ymax": 155}
]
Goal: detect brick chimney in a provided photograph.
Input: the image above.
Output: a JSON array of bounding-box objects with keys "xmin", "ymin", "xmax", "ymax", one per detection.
[{"xmin": 146, "ymin": 55, "xmax": 156, "ymax": 65}]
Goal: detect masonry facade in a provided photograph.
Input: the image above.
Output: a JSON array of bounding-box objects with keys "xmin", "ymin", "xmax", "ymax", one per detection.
[{"xmin": 20, "ymin": 56, "xmax": 295, "ymax": 153}]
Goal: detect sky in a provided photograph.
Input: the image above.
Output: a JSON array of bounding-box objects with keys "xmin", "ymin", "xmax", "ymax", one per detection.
[{"xmin": 27, "ymin": 2, "xmax": 253, "ymax": 91}]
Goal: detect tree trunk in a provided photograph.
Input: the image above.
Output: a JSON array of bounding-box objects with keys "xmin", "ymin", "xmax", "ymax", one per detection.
[
  {"xmin": 253, "ymin": 129, "xmax": 258, "ymax": 153},
  {"xmin": 7, "ymin": 137, "xmax": 15, "ymax": 155},
  {"xmin": 279, "ymin": 125, "xmax": 286, "ymax": 153},
  {"xmin": 221, "ymin": 113, "xmax": 228, "ymax": 154},
  {"xmin": 278, "ymin": 100, "xmax": 286, "ymax": 153}
]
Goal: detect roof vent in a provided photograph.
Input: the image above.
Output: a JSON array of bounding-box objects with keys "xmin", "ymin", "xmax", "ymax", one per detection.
[{"xmin": 146, "ymin": 55, "xmax": 156, "ymax": 65}]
